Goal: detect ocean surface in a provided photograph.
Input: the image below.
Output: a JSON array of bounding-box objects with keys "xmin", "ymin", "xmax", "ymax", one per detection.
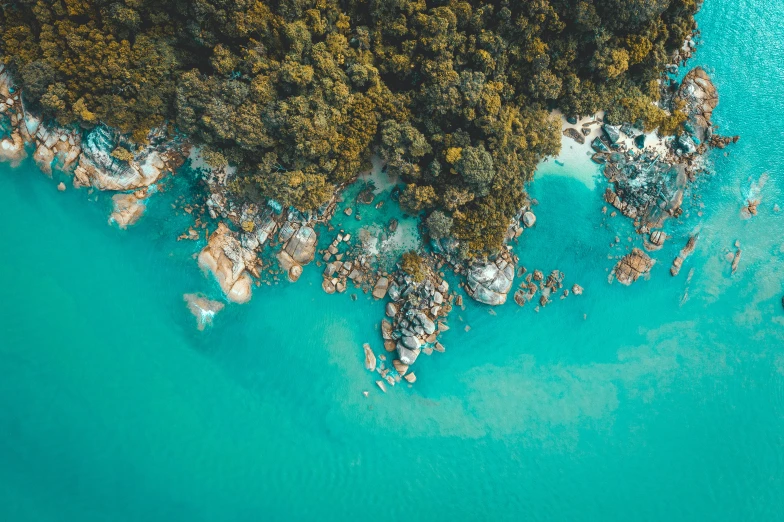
[{"xmin": 1, "ymin": 0, "xmax": 782, "ymax": 520}]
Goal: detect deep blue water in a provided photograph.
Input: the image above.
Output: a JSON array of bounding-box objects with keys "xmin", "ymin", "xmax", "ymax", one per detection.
[{"xmin": 0, "ymin": 0, "xmax": 783, "ymax": 520}]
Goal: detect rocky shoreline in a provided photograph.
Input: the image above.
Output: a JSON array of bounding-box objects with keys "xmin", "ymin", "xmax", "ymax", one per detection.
[
  {"xmin": 562, "ymin": 66, "xmax": 736, "ymax": 287},
  {"xmin": 1, "ymin": 40, "xmax": 733, "ymax": 389}
]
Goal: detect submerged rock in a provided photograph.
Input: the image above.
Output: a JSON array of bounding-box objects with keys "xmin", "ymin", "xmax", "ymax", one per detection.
[
  {"xmin": 393, "ymin": 359, "xmax": 409, "ymax": 376},
  {"xmin": 731, "ymin": 248, "xmax": 742, "ymax": 274},
  {"xmin": 184, "ymin": 293, "xmax": 225, "ymax": 331}
]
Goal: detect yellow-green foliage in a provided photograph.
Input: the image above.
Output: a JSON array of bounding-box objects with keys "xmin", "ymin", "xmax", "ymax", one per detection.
[
  {"xmin": 110, "ymin": 146, "xmax": 134, "ymax": 163},
  {"xmin": 1, "ymin": 0, "xmax": 700, "ymax": 255},
  {"xmin": 400, "ymin": 251, "xmax": 428, "ymax": 283}
]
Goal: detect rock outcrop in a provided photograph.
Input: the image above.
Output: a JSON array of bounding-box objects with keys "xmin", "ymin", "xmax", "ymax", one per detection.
[
  {"xmin": 73, "ymin": 127, "xmax": 177, "ymax": 191},
  {"xmin": 676, "ymin": 67, "xmax": 718, "ymax": 143},
  {"xmin": 465, "ymin": 251, "xmax": 516, "ymax": 305},
  {"xmin": 109, "ymin": 191, "xmax": 147, "ymax": 229},
  {"xmin": 363, "ymin": 343, "xmax": 376, "ymax": 372},
  {"xmin": 612, "ymin": 248, "xmax": 654, "ymax": 285},
  {"xmin": 198, "ymin": 222, "xmax": 256, "ymax": 303},
  {"xmin": 670, "ymin": 235, "xmax": 698, "ymax": 276},
  {"xmin": 0, "ymin": 129, "xmax": 25, "ymax": 163},
  {"xmin": 278, "ymin": 225, "xmax": 317, "ymax": 277},
  {"xmin": 372, "ymin": 276, "xmax": 389, "ymax": 299}
]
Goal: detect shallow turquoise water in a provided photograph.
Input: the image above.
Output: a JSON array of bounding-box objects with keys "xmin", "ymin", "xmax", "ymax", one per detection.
[{"xmin": 1, "ymin": 0, "xmax": 783, "ymax": 520}]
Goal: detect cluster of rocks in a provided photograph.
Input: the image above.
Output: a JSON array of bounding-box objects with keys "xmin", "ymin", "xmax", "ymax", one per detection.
[
  {"xmin": 610, "ymin": 248, "xmax": 655, "ymax": 285},
  {"xmin": 321, "ymin": 248, "xmax": 377, "ymax": 295},
  {"xmin": 277, "ymin": 223, "xmax": 317, "ymax": 282},
  {"xmin": 377, "ymin": 257, "xmax": 453, "ymax": 385},
  {"xmin": 513, "ymin": 267, "xmax": 583, "ymax": 310},
  {"xmin": 668, "ymin": 32, "xmax": 699, "ymax": 69},
  {"xmin": 598, "ymin": 68, "xmax": 730, "ymax": 238},
  {"xmin": 0, "ymin": 65, "xmax": 82, "ymax": 171}
]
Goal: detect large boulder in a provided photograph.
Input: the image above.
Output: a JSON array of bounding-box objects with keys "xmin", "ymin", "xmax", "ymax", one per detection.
[
  {"xmin": 109, "ymin": 192, "xmax": 146, "ymax": 229},
  {"xmin": 198, "ymin": 222, "xmax": 256, "ymax": 303},
  {"xmin": 372, "ymin": 276, "xmax": 389, "ymax": 299},
  {"xmin": 602, "ymin": 124, "xmax": 622, "ymax": 145},
  {"xmin": 465, "ymin": 258, "xmax": 515, "ymax": 305},
  {"xmin": 397, "ymin": 343, "xmax": 420, "ymax": 365},
  {"xmin": 414, "ymin": 312, "xmax": 436, "ymax": 335},
  {"xmin": 284, "ymin": 225, "xmax": 317, "ymax": 265},
  {"xmin": 612, "ymin": 248, "xmax": 654, "ymax": 285}
]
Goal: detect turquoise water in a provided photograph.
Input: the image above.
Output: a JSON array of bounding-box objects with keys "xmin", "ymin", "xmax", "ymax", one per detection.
[{"xmin": 1, "ymin": 0, "xmax": 783, "ymax": 519}]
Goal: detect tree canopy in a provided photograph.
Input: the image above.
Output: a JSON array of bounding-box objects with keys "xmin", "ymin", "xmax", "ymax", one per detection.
[{"xmin": 1, "ymin": 0, "xmax": 700, "ymax": 255}]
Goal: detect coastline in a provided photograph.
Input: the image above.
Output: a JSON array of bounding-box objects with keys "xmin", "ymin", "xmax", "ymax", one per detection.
[{"xmin": 0, "ymin": 31, "xmax": 735, "ymax": 386}]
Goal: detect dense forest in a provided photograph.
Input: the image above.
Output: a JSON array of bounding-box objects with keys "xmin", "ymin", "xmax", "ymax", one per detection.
[{"xmin": 1, "ymin": 0, "xmax": 699, "ymax": 255}]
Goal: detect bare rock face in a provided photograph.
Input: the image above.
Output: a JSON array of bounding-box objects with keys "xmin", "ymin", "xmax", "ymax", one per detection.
[
  {"xmin": 465, "ymin": 254, "xmax": 515, "ymax": 305},
  {"xmin": 73, "ymin": 126, "xmax": 175, "ymax": 191},
  {"xmin": 671, "ymin": 235, "xmax": 698, "ymax": 276},
  {"xmin": 0, "ymin": 130, "xmax": 26, "ymax": 163},
  {"xmin": 612, "ymin": 248, "xmax": 654, "ymax": 285},
  {"xmin": 278, "ymin": 225, "xmax": 318, "ymax": 283},
  {"xmin": 677, "ymin": 67, "xmax": 719, "ymax": 142},
  {"xmin": 198, "ymin": 222, "xmax": 256, "ymax": 303},
  {"xmin": 33, "ymin": 144, "xmax": 55, "ymax": 175},
  {"xmin": 363, "ymin": 343, "xmax": 376, "ymax": 372},
  {"xmin": 109, "ymin": 192, "xmax": 146, "ymax": 229},
  {"xmin": 284, "ymin": 225, "xmax": 317, "ymax": 265},
  {"xmin": 372, "ymin": 276, "xmax": 389, "ymax": 299},
  {"xmin": 288, "ymin": 264, "xmax": 303, "ymax": 282},
  {"xmin": 184, "ymin": 293, "xmax": 225, "ymax": 331}
]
